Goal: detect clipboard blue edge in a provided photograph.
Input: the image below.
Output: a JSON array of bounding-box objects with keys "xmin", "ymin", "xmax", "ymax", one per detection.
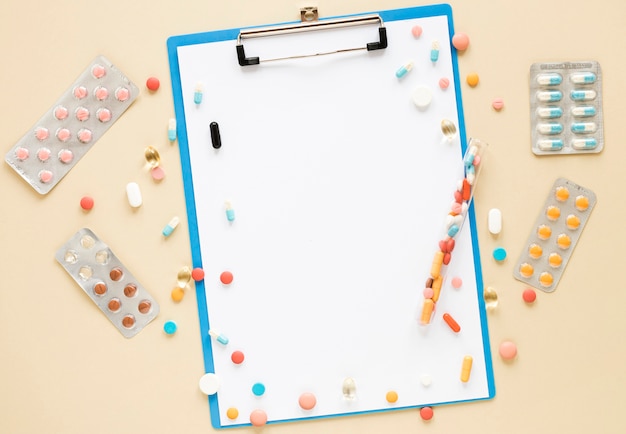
[{"xmin": 167, "ymin": 3, "xmax": 495, "ymax": 429}]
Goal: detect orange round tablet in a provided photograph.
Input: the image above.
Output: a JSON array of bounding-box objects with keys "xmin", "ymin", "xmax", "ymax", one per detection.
[
  {"xmin": 546, "ymin": 206, "xmax": 560, "ymax": 221},
  {"xmin": 226, "ymin": 407, "xmax": 239, "ymax": 420},
  {"xmin": 519, "ymin": 263, "xmax": 534, "ymax": 278},
  {"xmin": 386, "ymin": 391, "xmax": 398, "ymax": 403},
  {"xmin": 539, "ymin": 272, "xmax": 554, "ymax": 287},
  {"xmin": 557, "ymin": 234, "xmax": 571, "ymax": 249},
  {"xmin": 466, "ymin": 73, "xmax": 479, "ymax": 87},
  {"xmin": 555, "ymin": 186, "xmax": 570, "ymax": 202},
  {"xmin": 548, "ymin": 253, "xmax": 563, "ymax": 268},
  {"xmin": 537, "ymin": 224, "xmax": 552, "ymax": 240},
  {"xmin": 575, "ymin": 195, "xmax": 590, "ymax": 211},
  {"xmin": 171, "ymin": 287, "xmax": 185, "ymax": 302},
  {"xmin": 528, "ymin": 244, "xmax": 543, "ymax": 259},
  {"xmin": 566, "ymin": 214, "xmax": 581, "ymax": 230}
]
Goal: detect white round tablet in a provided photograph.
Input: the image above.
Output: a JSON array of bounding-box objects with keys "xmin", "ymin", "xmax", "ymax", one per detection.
[
  {"xmin": 412, "ymin": 85, "xmax": 433, "ymax": 109},
  {"xmin": 199, "ymin": 373, "xmax": 221, "ymax": 395}
]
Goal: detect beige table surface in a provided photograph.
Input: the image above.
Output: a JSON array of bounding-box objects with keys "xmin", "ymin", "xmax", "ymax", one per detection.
[{"xmin": 2, "ymin": 1, "xmax": 625, "ymax": 433}]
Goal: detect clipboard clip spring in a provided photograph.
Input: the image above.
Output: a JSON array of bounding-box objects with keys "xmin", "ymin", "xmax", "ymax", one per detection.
[{"xmin": 236, "ymin": 13, "xmax": 387, "ymax": 66}]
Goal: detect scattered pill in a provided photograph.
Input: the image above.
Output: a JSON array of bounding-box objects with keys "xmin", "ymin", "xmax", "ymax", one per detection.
[
  {"xmin": 522, "ymin": 288, "xmax": 537, "ymax": 303},
  {"xmin": 385, "ymin": 390, "xmax": 398, "ymax": 404},
  {"xmin": 452, "ymin": 32, "xmax": 470, "ymax": 51},
  {"xmin": 252, "ymin": 382, "xmax": 266, "ymax": 396},
  {"xmin": 342, "ymin": 377, "xmax": 357, "ymax": 400},
  {"xmin": 299, "ymin": 392, "xmax": 317, "ymax": 410},
  {"xmin": 150, "ymin": 166, "xmax": 165, "ymax": 181},
  {"xmin": 249, "ymin": 410, "xmax": 268, "ymax": 427},
  {"xmin": 423, "ymin": 287, "xmax": 434, "ymax": 299},
  {"xmin": 488, "ymin": 208, "xmax": 502, "ymax": 235},
  {"xmin": 162, "ymin": 216, "xmax": 180, "ymax": 237},
  {"xmin": 80, "ymin": 195, "xmax": 94, "ymax": 210},
  {"xmin": 438, "ymin": 77, "xmax": 450, "ymax": 89},
  {"xmin": 126, "ymin": 182, "xmax": 142, "ymax": 208},
  {"xmin": 536, "ymin": 73, "xmax": 562, "ymax": 86},
  {"xmin": 163, "ymin": 320, "xmax": 177, "ymax": 335},
  {"xmin": 466, "ymin": 73, "xmax": 479, "ymax": 87},
  {"xmin": 491, "ymin": 98, "xmax": 504, "ymax": 111},
  {"xmin": 231, "ymin": 350, "xmax": 245, "ymax": 364},
  {"xmin": 451, "ymin": 276, "xmax": 462, "ymax": 289},
  {"xmin": 441, "ymin": 119, "xmax": 457, "ymax": 140},
  {"xmin": 209, "ymin": 329, "xmax": 229, "ymax": 345},
  {"xmin": 177, "ymin": 266, "xmax": 192, "ymax": 288},
  {"xmin": 570, "ymin": 72, "xmax": 596, "ymax": 84},
  {"xmin": 171, "ymin": 287, "xmax": 185, "ymax": 302},
  {"xmin": 395, "ymin": 62, "xmax": 413, "ymax": 79},
  {"xmin": 191, "ymin": 267, "xmax": 205, "ymax": 281},
  {"xmin": 493, "ymin": 247, "xmax": 507, "ymax": 262},
  {"xmin": 411, "ymin": 25, "xmax": 423, "ymax": 38},
  {"xmin": 420, "ymin": 406, "xmax": 434, "ymax": 421},
  {"xmin": 484, "ymin": 286, "xmax": 498, "ymax": 310},
  {"xmin": 420, "ymin": 299, "xmax": 434, "ymax": 324},
  {"xmin": 168, "ymin": 118, "xmax": 177, "ymax": 141},
  {"xmin": 519, "ymin": 263, "xmax": 534, "ymax": 278},
  {"xmin": 460, "ymin": 355, "xmax": 473, "ymax": 382},
  {"xmin": 420, "ymin": 374, "xmax": 432, "ymax": 387},
  {"xmin": 194, "ymin": 82, "xmax": 204, "ymax": 104},
  {"xmin": 210, "ymin": 121, "xmax": 221, "ymax": 149},
  {"xmin": 144, "ymin": 146, "xmax": 161, "ymax": 167},
  {"xmin": 220, "ymin": 271, "xmax": 234, "ymax": 285},
  {"xmin": 430, "ymin": 41, "xmax": 440, "ymax": 62},
  {"xmin": 146, "ymin": 76, "xmax": 160, "ymax": 91},
  {"xmin": 199, "ymin": 373, "xmax": 221, "ymax": 395},
  {"xmin": 226, "ymin": 407, "xmax": 239, "ymax": 420},
  {"xmin": 412, "ymin": 85, "xmax": 433, "ymax": 109},
  {"xmin": 499, "ymin": 341, "xmax": 518, "ymax": 360},
  {"xmin": 225, "ymin": 201, "xmax": 235, "ymax": 222},
  {"xmin": 443, "ymin": 313, "xmax": 461, "ymax": 333}
]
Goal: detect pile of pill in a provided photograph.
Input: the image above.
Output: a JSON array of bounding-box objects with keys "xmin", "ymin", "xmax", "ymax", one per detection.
[
  {"xmin": 55, "ymin": 228, "xmax": 159, "ymax": 337},
  {"xmin": 513, "ymin": 178, "xmax": 596, "ymax": 292},
  {"xmin": 5, "ymin": 56, "xmax": 138, "ymax": 194},
  {"xmin": 420, "ymin": 138, "xmax": 487, "ymax": 325},
  {"xmin": 529, "ymin": 61, "xmax": 604, "ymax": 155}
]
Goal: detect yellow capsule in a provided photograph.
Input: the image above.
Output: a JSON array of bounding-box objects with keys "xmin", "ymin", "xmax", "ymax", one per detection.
[
  {"xmin": 430, "ymin": 251, "xmax": 444, "ymax": 278},
  {"xmin": 537, "ymin": 224, "xmax": 552, "ymax": 240},
  {"xmin": 557, "ymin": 233, "xmax": 572, "ymax": 249},
  {"xmin": 575, "ymin": 195, "xmax": 590, "ymax": 211},
  {"xmin": 519, "ymin": 262, "xmax": 534, "ymax": 278},
  {"xmin": 484, "ymin": 286, "xmax": 498, "ymax": 310},
  {"xmin": 546, "ymin": 205, "xmax": 560, "ymax": 221},
  {"xmin": 539, "ymin": 271, "xmax": 554, "ymax": 288},
  {"xmin": 144, "ymin": 146, "xmax": 161, "ymax": 168},
  {"xmin": 420, "ymin": 299, "xmax": 435, "ymax": 324},
  {"xmin": 177, "ymin": 266, "xmax": 192, "ymax": 288},
  {"xmin": 460, "ymin": 355, "xmax": 473, "ymax": 382},
  {"xmin": 555, "ymin": 186, "xmax": 569, "ymax": 202},
  {"xmin": 566, "ymin": 214, "xmax": 581, "ymax": 230},
  {"xmin": 431, "ymin": 275, "xmax": 443, "ymax": 302},
  {"xmin": 528, "ymin": 243, "xmax": 543, "ymax": 259},
  {"xmin": 548, "ymin": 253, "xmax": 563, "ymax": 268}
]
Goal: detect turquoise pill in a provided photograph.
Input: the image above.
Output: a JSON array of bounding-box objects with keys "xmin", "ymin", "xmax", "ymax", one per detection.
[{"xmin": 493, "ymin": 247, "xmax": 507, "ymax": 262}]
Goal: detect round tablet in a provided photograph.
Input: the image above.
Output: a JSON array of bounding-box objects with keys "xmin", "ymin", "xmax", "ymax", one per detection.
[
  {"xmin": 226, "ymin": 407, "xmax": 239, "ymax": 420},
  {"xmin": 171, "ymin": 287, "xmax": 185, "ymax": 302},
  {"xmin": 546, "ymin": 205, "xmax": 561, "ymax": 221},
  {"xmin": 108, "ymin": 298, "xmax": 121, "ymax": 312},
  {"xmin": 438, "ymin": 77, "xmax": 450, "ymax": 89},
  {"xmin": 115, "ymin": 86, "xmax": 131, "ymax": 102},
  {"xmin": 191, "ymin": 268, "xmax": 205, "ymax": 281},
  {"xmin": 199, "ymin": 373, "xmax": 220, "ymax": 395},
  {"xmin": 452, "ymin": 32, "xmax": 470, "ymax": 51},
  {"xmin": 110, "ymin": 267, "xmax": 123, "ymax": 281},
  {"xmin": 122, "ymin": 315, "xmax": 135, "ymax": 329},
  {"xmin": 39, "ymin": 170, "xmax": 53, "ymax": 183},
  {"xmin": 566, "ymin": 214, "xmax": 581, "ymax": 230},
  {"xmin": 451, "ymin": 277, "xmax": 463, "ymax": 289},
  {"xmin": 37, "ymin": 147, "xmax": 51, "ymax": 162},
  {"xmin": 493, "ymin": 247, "xmax": 507, "ymax": 262},
  {"xmin": 15, "ymin": 147, "xmax": 29, "ymax": 160},
  {"xmin": 252, "ymin": 382, "xmax": 266, "ymax": 396},
  {"xmin": 548, "ymin": 252, "xmax": 563, "ymax": 268},
  {"xmin": 385, "ymin": 390, "xmax": 398, "ymax": 404},
  {"xmin": 537, "ymin": 224, "xmax": 552, "ymax": 240},
  {"xmin": 146, "ymin": 77, "xmax": 160, "ymax": 91},
  {"xmin": 492, "ymin": 98, "xmax": 504, "ymax": 111},
  {"xmin": 299, "ymin": 392, "xmax": 317, "ymax": 410},
  {"xmin": 163, "ymin": 320, "xmax": 177, "ymax": 335},
  {"xmin": 56, "ymin": 128, "xmax": 71, "ymax": 142},
  {"xmin": 249, "ymin": 409, "xmax": 268, "ymax": 427},
  {"xmin": 97, "ymin": 108, "xmax": 112, "ymax": 123},
  {"xmin": 499, "ymin": 341, "xmax": 518, "ymax": 360},
  {"xmin": 423, "ymin": 288, "xmax": 434, "ymax": 299},
  {"xmin": 519, "ymin": 263, "xmax": 534, "ymax": 278},
  {"xmin": 80, "ymin": 196, "xmax": 94, "ymax": 210},
  {"xmin": 91, "ymin": 64, "xmax": 106, "ymax": 79},
  {"xmin": 411, "ymin": 25, "xmax": 423, "ymax": 38},
  {"xmin": 231, "ymin": 350, "xmax": 245, "ymax": 365},
  {"xmin": 555, "ymin": 186, "xmax": 570, "ymax": 202},
  {"xmin": 522, "ymin": 288, "xmax": 536, "ymax": 303},
  {"xmin": 412, "ymin": 85, "xmax": 433, "ymax": 109},
  {"xmin": 58, "ymin": 149, "xmax": 73, "ymax": 164},
  {"xmin": 220, "ymin": 271, "xmax": 234, "ymax": 285},
  {"xmin": 35, "ymin": 127, "xmax": 49, "ymax": 141},
  {"xmin": 528, "ymin": 243, "xmax": 543, "ymax": 259},
  {"xmin": 78, "ymin": 128, "xmax": 92, "ymax": 144},
  {"xmin": 420, "ymin": 406, "xmax": 434, "ymax": 421},
  {"xmin": 94, "ymin": 86, "xmax": 109, "ymax": 101},
  {"xmin": 150, "ymin": 166, "xmax": 166, "ymax": 181},
  {"xmin": 539, "ymin": 272, "xmax": 554, "ymax": 288},
  {"xmin": 466, "ymin": 73, "xmax": 479, "ymax": 87},
  {"xmin": 73, "ymin": 85, "xmax": 88, "ymax": 99},
  {"xmin": 93, "ymin": 282, "xmax": 107, "ymax": 296},
  {"xmin": 138, "ymin": 300, "xmax": 152, "ymax": 314},
  {"xmin": 575, "ymin": 195, "xmax": 590, "ymax": 211}
]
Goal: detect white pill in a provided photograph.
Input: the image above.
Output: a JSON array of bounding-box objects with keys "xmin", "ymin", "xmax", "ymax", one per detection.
[
  {"xmin": 126, "ymin": 182, "xmax": 142, "ymax": 208},
  {"xmin": 412, "ymin": 85, "xmax": 433, "ymax": 109},
  {"xmin": 199, "ymin": 373, "xmax": 221, "ymax": 395},
  {"xmin": 488, "ymin": 208, "xmax": 502, "ymax": 235}
]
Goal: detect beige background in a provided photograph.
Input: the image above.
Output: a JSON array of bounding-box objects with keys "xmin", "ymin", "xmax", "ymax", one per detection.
[{"xmin": 1, "ymin": 1, "xmax": 625, "ymax": 433}]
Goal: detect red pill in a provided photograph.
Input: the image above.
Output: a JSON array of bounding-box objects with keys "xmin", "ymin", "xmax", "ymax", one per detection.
[
  {"xmin": 454, "ymin": 190, "xmax": 463, "ymax": 203},
  {"xmin": 231, "ymin": 350, "xmax": 245, "ymax": 364},
  {"xmin": 80, "ymin": 196, "xmax": 94, "ymax": 210},
  {"xmin": 443, "ymin": 313, "xmax": 461, "ymax": 332},
  {"xmin": 522, "ymin": 288, "xmax": 537, "ymax": 303},
  {"xmin": 146, "ymin": 76, "xmax": 160, "ymax": 91},
  {"xmin": 446, "ymin": 239, "xmax": 455, "ymax": 252},
  {"xmin": 191, "ymin": 267, "xmax": 205, "ymax": 281},
  {"xmin": 220, "ymin": 271, "xmax": 233, "ymax": 285},
  {"xmin": 442, "ymin": 252, "xmax": 451, "ymax": 265},
  {"xmin": 420, "ymin": 406, "xmax": 434, "ymax": 421},
  {"xmin": 462, "ymin": 179, "xmax": 471, "ymax": 201}
]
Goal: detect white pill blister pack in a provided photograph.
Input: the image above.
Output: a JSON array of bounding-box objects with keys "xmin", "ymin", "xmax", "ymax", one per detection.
[
  {"xmin": 4, "ymin": 56, "xmax": 138, "ymax": 194},
  {"xmin": 55, "ymin": 228, "xmax": 159, "ymax": 338},
  {"xmin": 529, "ymin": 61, "xmax": 604, "ymax": 155}
]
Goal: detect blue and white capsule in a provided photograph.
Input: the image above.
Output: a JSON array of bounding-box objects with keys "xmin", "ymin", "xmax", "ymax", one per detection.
[
  {"xmin": 395, "ymin": 62, "xmax": 414, "ymax": 79},
  {"xmin": 571, "ymin": 106, "xmax": 596, "ymax": 117},
  {"xmin": 537, "ymin": 91, "xmax": 563, "ymax": 102},
  {"xmin": 537, "ymin": 139, "xmax": 564, "ymax": 151},
  {"xmin": 570, "ymin": 90, "xmax": 597, "ymax": 101},
  {"xmin": 430, "ymin": 41, "xmax": 440, "ymax": 62},
  {"xmin": 225, "ymin": 201, "xmax": 235, "ymax": 222},
  {"xmin": 571, "ymin": 122, "xmax": 597, "ymax": 133},
  {"xmin": 168, "ymin": 118, "xmax": 177, "ymax": 141},
  {"xmin": 572, "ymin": 138, "xmax": 598, "ymax": 150},
  {"xmin": 162, "ymin": 216, "xmax": 180, "ymax": 237},
  {"xmin": 537, "ymin": 123, "xmax": 563, "ymax": 135},
  {"xmin": 209, "ymin": 329, "xmax": 229, "ymax": 345},
  {"xmin": 193, "ymin": 82, "xmax": 204, "ymax": 104},
  {"xmin": 536, "ymin": 73, "xmax": 562, "ymax": 85},
  {"xmin": 537, "ymin": 107, "xmax": 563, "ymax": 119},
  {"xmin": 570, "ymin": 72, "xmax": 596, "ymax": 84}
]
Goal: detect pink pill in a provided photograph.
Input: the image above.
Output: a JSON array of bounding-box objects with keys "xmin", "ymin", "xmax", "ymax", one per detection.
[
  {"xmin": 39, "ymin": 170, "xmax": 53, "ymax": 183},
  {"xmin": 115, "ymin": 86, "xmax": 131, "ymax": 102},
  {"xmin": 97, "ymin": 108, "xmax": 112, "ymax": 123},
  {"xmin": 54, "ymin": 105, "xmax": 69, "ymax": 120},
  {"xmin": 423, "ymin": 288, "xmax": 434, "ymax": 299},
  {"xmin": 451, "ymin": 277, "xmax": 463, "ymax": 289},
  {"xmin": 492, "ymin": 98, "xmax": 504, "ymax": 111},
  {"xmin": 411, "ymin": 25, "xmax": 423, "ymax": 38},
  {"xmin": 452, "ymin": 32, "xmax": 470, "ymax": 51},
  {"xmin": 15, "ymin": 147, "xmax": 29, "ymax": 160},
  {"xmin": 151, "ymin": 166, "xmax": 166, "ymax": 181},
  {"xmin": 472, "ymin": 155, "xmax": 481, "ymax": 166},
  {"xmin": 56, "ymin": 128, "xmax": 71, "ymax": 142},
  {"xmin": 73, "ymin": 86, "xmax": 88, "ymax": 99},
  {"xmin": 77, "ymin": 128, "xmax": 92, "ymax": 144},
  {"xmin": 58, "ymin": 149, "xmax": 73, "ymax": 164},
  {"xmin": 37, "ymin": 147, "xmax": 51, "ymax": 162},
  {"xmin": 450, "ymin": 202, "xmax": 462, "ymax": 214},
  {"xmin": 91, "ymin": 64, "xmax": 106, "ymax": 79},
  {"xmin": 439, "ymin": 77, "xmax": 450, "ymax": 89},
  {"xmin": 298, "ymin": 392, "xmax": 317, "ymax": 410},
  {"xmin": 94, "ymin": 86, "xmax": 109, "ymax": 101},
  {"xmin": 249, "ymin": 410, "xmax": 267, "ymax": 427},
  {"xmin": 75, "ymin": 107, "xmax": 90, "ymax": 121},
  {"xmin": 499, "ymin": 341, "xmax": 518, "ymax": 360},
  {"xmin": 34, "ymin": 127, "xmax": 49, "ymax": 141}
]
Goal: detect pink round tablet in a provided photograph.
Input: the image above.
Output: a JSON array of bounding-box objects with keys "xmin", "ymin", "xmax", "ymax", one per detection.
[
  {"xmin": 58, "ymin": 149, "xmax": 73, "ymax": 164},
  {"xmin": 75, "ymin": 106, "xmax": 90, "ymax": 121},
  {"xmin": 73, "ymin": 85, "xmax": 88, "ymax": 99},
  {"xmin": 97, "ymin": 108, "xmax": 112, "ymax": 123},
  {"xmin": 35, "ymin": 127, "xmax": 49, "ymax": 141},
  {"xmin": 150, "ymin": 166, "xmax": 165, "ymax": 181},
  {"xmin": 499, "ymin": 341, "xmax": 518, "ymax": 360},
  {"xmin": 56, "ymin": 128, "xmax": 71, "ymax": 142},
  {"xmin": 39, "ymin": 170, "xmax": 53, "ymax": 183},
  {"xmin": 94, "ymin": 86, "xmax": 109, "ymax": 101},
  {"xmin": 452, "ymin": 32, "xmax": 470, "ymax": 51},
  {"xmin": 411, "ymin": 25, "xmax": 423, "ymax": 38},
  {"xmin": 91, "ymin": 64, "xmax": 106, "ymax": 79},
  {"xmin": 473, "ymin": 155, "xmax": 481, "ymax": 166},
  {"xmin": 115, "ymin": 86, "xmax": 131, "ymax": 102},
  {"xmin": 80, "ymin": 196, "xmax": 94, "ymax": 210},
  {"xmin": 15, "ymin": 147, "xmax": 29, "ymax": 161},
  {"xmin": 492, "ymin": 98, "xmax": 504, "ymax": 111},
  {"xmin": 420, "ymin": 406, "xmax": 434, "ymax": 421},
  {"xmin": 249, "ymin": 409, "xmax": 267, "ymax": 427},
  {"xmin": 423, "ymin": 288, "xmax": 434, "ymax": 299},
  {"xmin": 522, "ymin": 288, "xmax": 536, "ymax": 303},
  {"xmin": 37, "ymin": 147, "xmax": 51, "ymax": 162},
  {"xmin": 439, "ymin": 77, "xmax": 450, "ymax": 89},
  {"xmin": 451, "ymin": 277, "xmax": 463, "ymax": 289},
  {"xmin": 191, "ymin": 267, "xmax": 205, "ymax": 281},
  {"xmin": 54, "ymin": 105, "xmax": 69, "ymax": 120},
  {"xmin": 77, "ymin": 128, "xmax": 92, "ymax": 144},
  {"xmin": 299, "ymin": 392, "xmax": 317, "ymax": 410}
]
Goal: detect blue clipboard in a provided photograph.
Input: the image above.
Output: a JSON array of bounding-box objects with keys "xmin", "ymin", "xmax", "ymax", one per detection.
[{"xmin": 168, "ymin": 3, "xmax": 494, "ymax": 429}]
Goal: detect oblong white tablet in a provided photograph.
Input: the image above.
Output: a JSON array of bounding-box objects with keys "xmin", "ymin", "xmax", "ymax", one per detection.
[
  {"xmin": 488, "ymin": 208, "xmax": 502, "ymax": 235},
  {"xmin": 126, "ymin": 182, "xmax": 142, "ymax": 208}
]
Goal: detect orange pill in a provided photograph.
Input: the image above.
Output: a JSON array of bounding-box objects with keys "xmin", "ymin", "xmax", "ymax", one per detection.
[
  {"xmin": 420, "ymin": 299, "xmax": 435, "ymax": 324},
  {"xmin": 460, "ymin": 355, "xmax": 473, "ymax": 382},
  {"xmin": 537, "ymin": 224, "xmax": 552, "ymax": 240},
  {"xmin": 466, "ymin": 73, "xmax": 479, "ymax": 87},
  {"xmin": 171, "ymin": 287, "xmax": 185, "ymax": 302},
  {"xmin": 548, "ymin": 253, "xmax": 563, "ymax": 268},
  {"xmin": 575, "ymin": 195, "xmax": 589, "ymax": 211},
  {"xmin": 557, "ymin": 233, "xmax": 571, "ymax": 249},
  {"xmin": 443, "ymin": 313, "xmax": 461, "ymax": 332},
  {"xmin": 539, "ymin": 271, "xmax": 554, "ymax": 287},
  {"xmin": 431, "ymin": 275, "xmax": 443, "ymax": 302},
  {"xmin": 546, "ymin": 206, "xmax": 560, "ymax": 221},
  {"xmin": 430, "ymin": 251, "xmax": 444, "ymax": 278},
  {"xmin": 462, "ymin": 178, "xmax": 471, "ymax": 201},
  {"xmin": 566, "ymin": 214, "xmax": 581, "ymax": 230},
  {"xmin": 528, "ymin": 243, "xmax": 543, "ymax": 259},
  {"xmin": 519, "ymin": 262, "xmax": 534, "ymax": 278},
  {"xmin": 555, "ymin": 186, "xmax": 570, "ymax": 202}
]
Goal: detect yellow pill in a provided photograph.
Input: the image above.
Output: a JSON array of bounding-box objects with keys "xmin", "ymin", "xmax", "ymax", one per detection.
[
  {"xmin": 566, "ymin": 214, "xmax": 581, "ymax": 230},
  {"xmin": 537, "ymin": 224, "xmax": 552, "ymax": 240},
  {"xmin": 557, "ymin": 233, "xmax": 571, "ymax": 249},
  {"xmin": 528, "ymin": 243, "xmax": 543, "ymax": 259},
  {"xmin": 226, "ymin": 407, "xmax": 239, "ymax": 420},
  {"xmin": 431, "ymin": 275, "xmax": 443, "ymax": 302},
  {"xmin": 420, "ymin": 299, "xmax": 435, "ymax": 325},
  {"xmin": 386, "ymin": 391, "xmax": 399, "ymax": 403},
  {"xmin": 555, "ymin": 186, "xmax": 570, "ymax": 202},
  {"xmin": 466, "ymin": 73, "xmax": 479, "ymax": 87},
  {"xmin": 539, "ymin": 271, "xmax": 554, "ymax": 287},
  {"xmin": 575, "ymin": 195, "xmax": 590, "ymax": 211},
  {"xmin": 171, "ymin": 287, "xmax": 185, "ymax": 302},
  {"xmin": 548, "ymin": 253, "xmax": 563, "ymax": 268},
  {"xmin": 430, "ymin": 251, "xmax": 444, "ymax": 278},
  {"xmin": 546, "ymin": 206, "xmax": 560, "ymax": 221},
  {"xmin": 519, "ymin": 262, "xmax": 534, "ymax": 278},
  {"xmin": 460, "ymin": 355, "xmax": 473, "ymax": 382}
]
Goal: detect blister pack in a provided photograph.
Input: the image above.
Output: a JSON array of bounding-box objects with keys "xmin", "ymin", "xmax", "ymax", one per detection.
[
  {"xmin": 513, "ymin": 178, "xmax": 596, "ymax": 292},
  {"xmin": 55, "ymin": 228, "xmax": 159, "ymax": 338},
  {"xmin": 5, "ymin": 56, "xmax": 138, "ymax": 194},
  {"xmin": 529, "ymin": 61, "xmax": 603, "ymax": 155}
]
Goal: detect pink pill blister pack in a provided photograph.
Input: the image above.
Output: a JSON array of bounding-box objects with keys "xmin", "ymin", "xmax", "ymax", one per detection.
[
  {"xmin": 55, "ymin": 228, "xmax": 159, "ymax": 338},
  {"xmin": 4, "ymin": 56, "xmax": 138, "ymax": 194}
]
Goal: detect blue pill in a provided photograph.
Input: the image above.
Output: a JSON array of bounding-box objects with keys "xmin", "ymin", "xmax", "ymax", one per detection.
[
  {"xmin": 252, "ymin": 382, "xmax": 266, "ymax": 396},
  {"xmin": 493, "ymin": 247, "xmax": 507, "ymax": 262},
  {"xmin": 164, "ymin": 320, "xmax": 178, "ymax": 335}
]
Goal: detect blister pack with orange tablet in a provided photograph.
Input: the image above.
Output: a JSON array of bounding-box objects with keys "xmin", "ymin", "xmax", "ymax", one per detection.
[
  {"xmin": 513, "ymin": 178, "xmax": 596, "ymax": 292},
  {"xmin": 55, "ymin": 228, "xmax": 159, "ymax": 338},
  {"xmin": 4, "ymin": 56, "xmax": 138, "ymax": 194}
]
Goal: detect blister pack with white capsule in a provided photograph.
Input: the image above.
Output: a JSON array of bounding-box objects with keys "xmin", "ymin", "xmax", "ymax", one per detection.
[
  {"xmin": 5, "ymin": 56, "xmax": 138, "ymax": 194},
  {"xmin": 55, "ymin": 228, "xmax": 159, "ymax": 338},
  {"xmin": 513, "ymin": 178, "xmax": 596, "ymax": 292},
  {"xmin": 529, "ymin": 61, "xmax": 604, "ymax": 155}
]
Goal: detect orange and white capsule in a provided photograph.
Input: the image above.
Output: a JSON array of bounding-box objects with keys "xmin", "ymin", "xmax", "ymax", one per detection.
[
  {"xmin": 460, "ymin": 355, "xmax": 473, "ymax": 382},
  {"xmin": 420, "ymin": 299, "xmax": 435, "ymax": 325}
]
